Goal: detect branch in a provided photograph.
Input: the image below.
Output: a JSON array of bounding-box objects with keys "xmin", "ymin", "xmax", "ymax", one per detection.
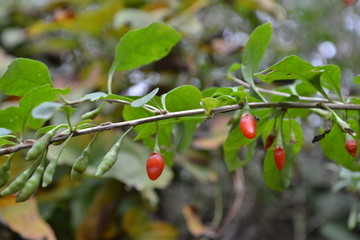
[
  {"xmin": 1, "ymin": 101, "xmax": 359, "ymax": 156},
  {"xmin": 66, "ymin": 97, "xmax": 162, "ymax": 113}
]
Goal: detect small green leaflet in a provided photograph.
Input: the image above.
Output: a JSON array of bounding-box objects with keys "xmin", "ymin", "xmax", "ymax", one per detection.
[
  {"xmin": 353, "ymin": 74, "xmax": 360, "ymax": 84},
  {"xmin": 131, "ymin": 88, "xmax": 159, "ymax": 107},
  {"xmin": 32, "ymin": 102, "xmax": 63, "ymax": 120},
  {"xmin": 80, "ymin": 92, "xmax": 108, "ymax": 102}
]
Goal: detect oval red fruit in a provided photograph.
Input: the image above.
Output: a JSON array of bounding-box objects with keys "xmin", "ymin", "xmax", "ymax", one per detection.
[
  {"xmin": 239, "ymin": 113, "xmax": 257, "ymax": 139},
  {"xmin": 146, "ymin": 153, "xmax": 165, "ymax": 180},
  {"xmin": 274, "ymin": 147, "xmax": 285, "ymax": 171},
  {"xmin": 264, "ymin": 134, "xmax": 275, "ymax": 149},
  {"xmin": 343, "ymin": 0, "xmax": 355, "ymax": 7},
  {"xmin": 345, "ymin": 139, "xmax": 357, "ymax": 157}
]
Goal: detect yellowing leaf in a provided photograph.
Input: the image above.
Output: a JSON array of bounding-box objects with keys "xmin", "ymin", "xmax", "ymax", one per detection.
[
  {"xmin": 182, "ymin": 205, "xmax": 208, "ymax": 237},
  {"xmin": 122, "ymin": 208, "xmax": 179, "ymax": 240},
  {"xmin": 137, "ymin": 222, "xmax": 179, "ymax": 240},
  {"xmin": 0, "ymin": 196, "xmax": 56, "ymax": 240},
  {"xmin": 28, "ymin": 0, "xmax": 124, "ymax": 36}
]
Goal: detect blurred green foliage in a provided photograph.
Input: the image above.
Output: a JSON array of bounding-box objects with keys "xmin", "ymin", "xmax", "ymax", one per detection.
[{"xmin": 0, "ymin": 0, "xmax": 360, "ymax": 240}]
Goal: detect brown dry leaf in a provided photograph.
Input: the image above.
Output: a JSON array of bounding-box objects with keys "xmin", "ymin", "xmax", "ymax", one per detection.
[
  {"xmin": 211, "ymin": 38, "xmax": 242, "ymax": 55},
  {"xmin": 0, "ymin": 195, "xmax": 56, "ymax": 240},
  {"xmin": 193, "ymin": 116, "xmax": 231, "ymax": 150},
  {"xmin": 182, "ymin": 205, "xmax": 207, "ymax": 237}
]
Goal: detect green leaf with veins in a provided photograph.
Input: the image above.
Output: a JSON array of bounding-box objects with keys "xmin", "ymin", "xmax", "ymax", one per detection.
[
  {"xmin": 201, "ymin": 97, "xmax": 220, "ymax": 115},
  {"xmin": 0, "ymin": 58, "xmax": 52, "ymax": 96},
  {"xmin": 19, "ymin": 85, "xmax": 70, "ymax": 118},
  {"xmin": 241, "ymin": 23, "xmax": 272, "ymax": 101},
  {"xmin": 256, "ymin": 55, "xmax": 333, "ymax": 101},
  {"xmin": 0, "ymin": 107, "xmax": 22, "ymax": 132},
  {"xmin": 131, "ymin": 88, "xmax": 159, "ymax": 108},
  {"xmin": 108, "ymin": 22, "xmax": 181, "ymax": 93},
  {"xmin": 315, "ymin": 65, "xmax": 343, "ymax": 101},
  {"xmin": 165, "ymin": 85, "xmax": 202, "ymax": 112},
  {"xmin": 256, "ymin": 55, "xmax": 316, "ymax": 82}
]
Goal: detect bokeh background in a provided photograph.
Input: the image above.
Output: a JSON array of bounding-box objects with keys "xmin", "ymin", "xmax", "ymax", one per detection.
[{"xmin": 0, "ymin": 0, "xmax": 360, "ymax": 239}]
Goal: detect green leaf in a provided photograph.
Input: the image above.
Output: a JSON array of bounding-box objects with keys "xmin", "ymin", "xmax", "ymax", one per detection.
[
  {"xmin": 282, "ymin": 94, "xmax": 300, "ymax": 102},
  {"xmin": 110, "ymin": 22, "xmax": 181, "ymax": 73},
  {"xmin": 256, "ymin": 55, "xmax": 316, "ymax": 83},
  {"xmin": 18, "ymin": 85, "xmax": 69, "ymax": 129},
  {"xmin": 241, "ymin": 23, "xmax": 272, "ymax": 101},
  {"xmin": 122, "ymin": 104, "xmax": 155, "ymax": 138},
  {"xmin": 31, "ymin": 102, "xmax": 63, "ymax": 120},
  {"xmin": 227, "ymin": 63, "xmax": 242, "ymax": 73},
  {"xmin": 80, "ymin": 92, "xmax": 108, "ymax": 102},
  {"xmin": 315, "ymin": 65, "xmax": 343, "ymax": 101},
  {"xmin": 133, "ymin": 117, "xmax": 205, "ymax": 141},
  {"xmin": 202, "ymin": 88, "xmax": 217, "ymax": 98},
  {"xmin": 255, "ymin": 55, "xmax": 333, "ymax": 100},
  {"xmin": 320, "ymin": 124, "xmax": 360, "ymax": 171},
  {"xmin": 102, "ymin": 94, "xmax": 134, "ymax": 102},
  {"xmin": 0, "ymin": 107, "xmax": 22, "ymax": 132},
  {"xmin": 200, "ymin": 97, "xmax": 220, "ymax": 115},
  {"xmin": 19, "ymin": 86, "xmax": 70, "ymax": 118},
  {"xmin": 242, "ymin": 23, "xmax": 272, "ymax": 77},
  {"xmin": 0, "ymin": 58, "xmax": 52, "ymax": 96},
  {"xmin": 131, "ymin": 88, "xmax": 159, "ymax": 107},
  {"xmin": 165, "ymin": 85, "xmax": 202, "ymax": 112},
  {"xmin": 172, "ymin": 121, "xmax": 199, "ymax": 152},
  {"xmin": 34, "ymin": 124, "xmax": 68, "ymax": 138},
  {"xmin": 308, "ymin": 72, "xmax": 331, "ymax": 101},
  {"xmin": 0, "ymin": 128, "xmax": 12, "ymax": 136},
  {"xmin": 223, "ymin": 147, "xmax": 242, "ymax": 171},
  {"xmin": 354, "ymin": 74, "xmax": 360, "ymax": 84},
  {"xmin": 0, "ymin": 138, "xmax": 16, "ymax": 147}
]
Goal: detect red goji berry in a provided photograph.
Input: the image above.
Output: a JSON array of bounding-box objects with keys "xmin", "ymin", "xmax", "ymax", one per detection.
[
  {"xmin": 239, "ymin": 113, "xmax": 257, "ymax": 139},
  {"xmin": 146, "ymin": 153, "xmax": 165, "ymax": 180},
  {"xmin": 345, "ymin": 139, "xmax": 357, "ymax": 157},
  {"xmin": 274, "ymin": 147, "xmax": 285, "ymax": 171},
  {"xmin": 264, "ymin": 133, "xmax": 275, "ymax": 149}
]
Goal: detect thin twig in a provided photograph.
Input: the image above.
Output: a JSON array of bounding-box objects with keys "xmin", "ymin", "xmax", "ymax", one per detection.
[
  {"xmin": 0, "ymin": 101, "xmax": 359, "ymax": 156},
  {"xmin": 215, "ymin": 168, "xmax": 245, "ymax": 235},
  {"xmin": 66, "ymin": 97, "xmax": 161, "ymax": 113}
]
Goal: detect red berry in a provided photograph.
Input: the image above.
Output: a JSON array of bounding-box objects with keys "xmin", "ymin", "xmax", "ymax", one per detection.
[
  {"xmin": 264, "ymin": 133, "xmax": 275, "ymax": 149},
  {"xmin": 146, "ymin": 153, "xmax": 165, "ymax": 180},
  {"xmin": 345, "ymin": 139, "xmax": 357, "ymax": 157},
  {"xmin": 343, "ymin": 0, "xmax": 355, "ymax": 7},
  {"xmin": 239, "ymin": 113, "xmax": 257, "ymax": 139},
  {"xmin": 274, "ymin": 147, "xmax": 285, "ymax": 171}
]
